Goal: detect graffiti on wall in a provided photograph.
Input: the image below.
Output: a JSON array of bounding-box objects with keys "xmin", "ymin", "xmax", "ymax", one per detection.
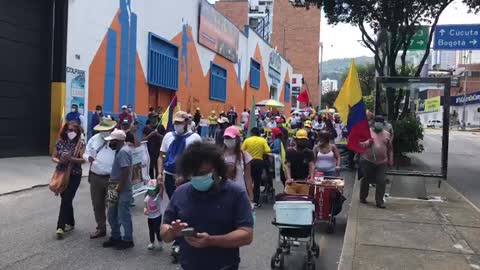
[
  {"xmin": 181, "ymin": 20, "xmax": 193, "ymax": 88},
  {"xmin": 103, "ymin": 0, "xmax": 138, "ymax": 113}
]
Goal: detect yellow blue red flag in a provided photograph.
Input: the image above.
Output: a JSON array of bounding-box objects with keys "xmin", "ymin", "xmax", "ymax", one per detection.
[
  {"xmin": 334, "ymin": 60, "xmax": 371, "ymax": 153},
  {"xmin": 160, "ymin": 95, "xmax": 179, "ymax": 131}
]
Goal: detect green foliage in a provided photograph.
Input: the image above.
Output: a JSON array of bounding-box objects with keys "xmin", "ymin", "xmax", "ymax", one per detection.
[
  {"xmin": 340, "ymin": 63, "xmax": 376, "ymax": 96},
  {"xmin": 392, "ymin": 117, "xmax": 425, "ymax": 156},
  {"xmin": 322, "ymin": 91, "xmax": 339, "ymax": 108},
  {"xmin": 363, "ymin": 92, "xmax": 375, "ymax": 112}
]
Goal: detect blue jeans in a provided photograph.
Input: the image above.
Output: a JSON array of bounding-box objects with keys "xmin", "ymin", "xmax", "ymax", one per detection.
[
  {"xmin": 107, "ymin": 191, "xmax": 133, "ymax": 241},
  {"xmin": 209, "ymin": 125, "xmax": 216, "ymax": 138}
]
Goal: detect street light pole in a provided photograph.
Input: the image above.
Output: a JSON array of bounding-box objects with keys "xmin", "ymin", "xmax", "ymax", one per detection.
[{"xmin": 462, "ymin": 50, "xmax": 472, "ymax": 130}]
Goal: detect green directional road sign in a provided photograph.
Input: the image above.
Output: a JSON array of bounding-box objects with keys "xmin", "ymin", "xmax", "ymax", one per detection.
[{"xmin": 408, "ymin": 26, "xmax": 430, "ymax": 51}]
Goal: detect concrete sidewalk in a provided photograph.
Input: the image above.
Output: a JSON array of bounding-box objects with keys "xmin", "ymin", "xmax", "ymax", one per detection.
[
  {"xmin": 0, "ymin": 157, "xmax": 89, "ymax": 195},
  {"xmin": 339, "ymin": 176, "xmax": 480, "ymax": 270}
]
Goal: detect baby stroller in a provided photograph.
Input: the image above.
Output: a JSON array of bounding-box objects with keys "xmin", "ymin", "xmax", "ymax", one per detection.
[
  {"xmin": 260, "ymin": 154, "xmax": 276, "ymax": 204},
  {"xmin": 271, "ymin": 193, "xmax": 319, "ymax": 270}
]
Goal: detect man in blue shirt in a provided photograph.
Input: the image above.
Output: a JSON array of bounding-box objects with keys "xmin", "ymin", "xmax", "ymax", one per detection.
[
  {"xmin": 161, "ymin": 142, "xmax": 254, "ymax": 270},
  {"xmin": 89, "ymin": 105, "xmax": 103, "ymax": 137}
]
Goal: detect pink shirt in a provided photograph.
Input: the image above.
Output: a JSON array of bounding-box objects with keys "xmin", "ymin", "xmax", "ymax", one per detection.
[{"xmin": 361, "ymin": 129, "xmax": 393, "ymax": 165}]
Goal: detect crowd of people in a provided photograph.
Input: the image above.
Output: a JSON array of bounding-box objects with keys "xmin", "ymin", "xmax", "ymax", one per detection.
[{"xmin": 51, "ymin": 102, "xmax": 393, "ymax": 269}]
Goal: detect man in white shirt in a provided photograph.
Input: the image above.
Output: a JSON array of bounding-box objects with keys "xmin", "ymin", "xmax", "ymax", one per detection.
[
  {"xmin": 83, "ymin": 118, "xmax": 117, "ymax": 239},
  {"xmin": 157, "ymin": 111, "xmax": 202, "ymax": 198},
  {"xmin": 241, "ymin": 109, "xmax": 249, "ymax": 124},
  {"xmin": 156, "ymin": 111, "xmax": 201, "ymax": 260}
]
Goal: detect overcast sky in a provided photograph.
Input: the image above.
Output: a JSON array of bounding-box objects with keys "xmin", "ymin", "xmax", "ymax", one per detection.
[{"xmin": 208, "ymin": 0, "xmax": 480, "ymax": 61}]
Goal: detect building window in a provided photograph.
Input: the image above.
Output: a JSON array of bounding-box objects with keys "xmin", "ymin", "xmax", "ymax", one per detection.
[
  {"xmin": 147, "ymin": 32, "xmax": 179, "ymax": 90},
  {"xmin": 250, "ymin": 58, "xmax": 261, "ymax": 89},
  {"xmin": 210, "ymin": 62, "xmax": 227, "ymax": 102},
  {"xmin": 285, "ymin": 82, "xmax": 290, "ymax": 103}
]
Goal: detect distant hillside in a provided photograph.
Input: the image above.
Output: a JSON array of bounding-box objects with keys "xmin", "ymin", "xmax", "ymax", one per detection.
[{"xmin": 321, "ymin": 56, "xmax": 374, "ymax": 82}]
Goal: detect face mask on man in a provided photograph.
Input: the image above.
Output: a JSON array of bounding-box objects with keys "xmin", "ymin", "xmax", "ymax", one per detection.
[
  {"xmin": 67, "ymin": 131, "xmax": 77, "ymax": 140},
  {"xmin": 224, "ymin": 139, "xmax": 236, "ymax": 149},
  {"xmin": 373, "ymin": 122, "xmax": 384, "ymax": 132},
  {"xmin": 109, "ymin": 140, "xmax": 118, "ymax": 150},
  {"xmin": 96, "ymin": 110, "xmax": 102, "ymax": 114},
  {"xmin": 174, "ymin": 124, "xmax": 186, "ymax": 135},
  {"xmin": 71, "ymin": 107, "xmax": 77, "ymax": 113},
  {"xmin": 191, "ymin": 173, "xmax": 214, "ymax": 192}
]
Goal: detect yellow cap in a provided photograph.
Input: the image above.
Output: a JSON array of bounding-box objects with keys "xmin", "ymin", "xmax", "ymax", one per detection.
[{"xmin": 296, "ymin": 129, "xmax": 308, "ymax": 139}]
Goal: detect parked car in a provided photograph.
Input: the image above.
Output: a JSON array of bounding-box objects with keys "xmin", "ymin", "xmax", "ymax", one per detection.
[{"xmin": 427, "ymin": 120, "xmax": 443, "ymax": 128}]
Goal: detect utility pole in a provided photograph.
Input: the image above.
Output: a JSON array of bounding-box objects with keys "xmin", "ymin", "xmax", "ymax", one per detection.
[
  {"xmin": 319, "ymin": 42, "xmax": 323, "ymax": 109},
  {"xmin": 462, "ymin": 50, "xmax": 472, "ymax": 130}
]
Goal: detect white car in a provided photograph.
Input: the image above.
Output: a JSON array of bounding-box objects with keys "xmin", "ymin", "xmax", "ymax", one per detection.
[{"xmin": 427, "ymin": 120, "xmax": 443, "ymax": 129}]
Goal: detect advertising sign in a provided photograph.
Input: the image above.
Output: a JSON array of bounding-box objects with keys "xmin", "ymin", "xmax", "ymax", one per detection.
[
  {"xmin": 199, "ymin": 0, "xmax": 239, "ymax": 63},
  {"xmin": 417, "ymin": 96, "xmax": 441, "ymax": 113},
  {"xmin": 452, "ymin": 91, "xmax": 480, "ymax": 106},
  {"xmin": 66, "ymin": 67, "xmax": 86, "ymax": 115},
  {"xmin": 434, "ymin": 24, "xmax": 480, "ymax": 50}
]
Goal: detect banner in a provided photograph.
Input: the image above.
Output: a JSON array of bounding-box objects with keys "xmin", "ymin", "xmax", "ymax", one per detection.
[
  {"xmin": 199, "ymin": 0, "xmax": 239, "ymax": 63},
  {"xmin": 452, "ymin": 91, "xmax": 480, "ymax": 106},
  {"xmin": 417, "ymin": 96, "xmax": 441, "ymax": 113},
  {"xmin": 131, "ymin": 142, "xmax": 151, "ymax": 197},
  {"xmin": 66, "ymin": 67, "xmax": 86, "ymax": 115}
]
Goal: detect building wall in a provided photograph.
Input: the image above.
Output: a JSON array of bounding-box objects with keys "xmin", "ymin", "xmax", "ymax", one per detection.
[
  {"xmin": 215, "ymin": 0, "xmax": 249, "ymax": 31},
  {"xmin": 271, "ymin": 0, "xmax": 320, "ymax": 105},
  {"xmin": 66, "ymin": 0, "xmax": 292, "ymax": 129}
]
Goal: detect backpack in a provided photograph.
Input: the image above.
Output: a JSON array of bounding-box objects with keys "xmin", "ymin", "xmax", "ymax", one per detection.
[{"xmin": 163, "ymin": 132, "xmax": 193, "ymax": 174}]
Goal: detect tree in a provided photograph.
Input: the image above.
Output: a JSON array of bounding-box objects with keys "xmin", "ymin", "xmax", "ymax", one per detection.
[
  {"xmin": 322, "ymin": 91, "xmax": 339, "ymax": 108},
  {"xmin": 340, "ymin": 63, "xmax": 376, "ymax": 96}
]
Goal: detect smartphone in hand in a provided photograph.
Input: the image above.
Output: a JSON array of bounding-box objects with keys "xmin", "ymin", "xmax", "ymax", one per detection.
[{"xmin": 181, "ymin": 228, "xmax": 198, "ymax": 238}]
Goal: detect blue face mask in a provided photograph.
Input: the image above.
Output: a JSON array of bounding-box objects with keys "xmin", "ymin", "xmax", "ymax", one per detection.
[{"xmin": 191, "ymin": 173, "xmax": 214, "ymax": 192}]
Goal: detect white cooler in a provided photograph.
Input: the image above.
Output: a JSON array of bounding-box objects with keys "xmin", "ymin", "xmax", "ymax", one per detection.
[{"xmin": 273, "ymin": 201, "xmax": 315, "ymax": 226}]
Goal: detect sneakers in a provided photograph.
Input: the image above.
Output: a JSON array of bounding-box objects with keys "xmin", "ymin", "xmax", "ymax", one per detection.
[
  {"xmin": 157, "ymin": 241, "xmax": 164, "ymax": 251},
  {"xmin": 64, "ymin": 224, "xmax": 75, "ymax": 232},
  {"xmin": 103, "ymin": 238, "xmax": 121, "ymax": 248},
  {"xmin": 116, "ymin": 240, "xmax": 135, "ymax": 250},
  {"xmin": 376, "ymin": 203, "xmax": 386, "ymax": 209},
  {"xmin": 56, "ymin": 228, "xmax": 64, "ymax": 239},
  {"xmin": 360, "ymin": 199, "xmax": 367, "ymax": 204},
  {"xmin": 147, "ymin": 243, "xmax": 155, "ymax": 250}
]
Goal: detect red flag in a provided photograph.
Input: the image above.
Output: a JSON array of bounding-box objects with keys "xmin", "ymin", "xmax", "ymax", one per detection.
[{"xmin": 297, "ymin": 89, "xmax": 309, "ymax": 103}]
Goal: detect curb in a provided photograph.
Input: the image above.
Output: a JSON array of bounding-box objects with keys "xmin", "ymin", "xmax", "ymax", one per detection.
[
  {"xmin": 0, "ymin": 184, "xmax": 49, "ymax": 197},
  {"xmin": 337, "ymin": 175, "xmax": 360, "ymax": 270},
  {"xmin": 443, "ymin": 181, "xmax": 480, "ymax": 214}
]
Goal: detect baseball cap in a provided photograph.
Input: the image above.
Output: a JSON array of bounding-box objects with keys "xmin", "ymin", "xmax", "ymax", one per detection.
[
  {"xmin": 296, "ymin": 129, "xmax": 308, "ymax": 140},
  {"xmin": 224, "ymin": 126, "xmax": 241, "ymax": 138},
  {"xmin": 173, "ymin": 111, "xmax": 189, "ymax": 123},
  {"xmin": 121, "ymin": 105, "xmax": 128, "ymax": 109},
  {"xmin": 104, "ymin": 129, "xmax": 126, "ymax": 141}
]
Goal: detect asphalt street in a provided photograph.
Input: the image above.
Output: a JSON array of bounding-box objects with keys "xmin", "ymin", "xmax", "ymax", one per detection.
[
  {"xmin": 0, "ymin": 171, "xmax": 354, "ymax": 270},
  {"xmin": 409, "ymin": 129, "xmax": 480, "ymax": 207}
]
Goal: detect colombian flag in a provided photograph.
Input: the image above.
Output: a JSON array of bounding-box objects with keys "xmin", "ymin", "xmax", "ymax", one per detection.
[
  {"xmin": 334, "ymin": 60, "xmax": 371, "ymax": 153},
  {"xmin": 160, "ymin": 95, "xmax": 179, "ymax": 131}
]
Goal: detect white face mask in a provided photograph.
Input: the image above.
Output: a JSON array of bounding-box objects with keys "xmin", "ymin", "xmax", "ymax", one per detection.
[
  {"xmin": 174, "ymin": 124, "xmax": 186, "ymax": 135},
  {"xmin": 67, "ymin": 131, "xmax": 77, "ymax": 140},
  {"xmin": 224, "ymin": 139, "xmax": 236, "ymax": 149},
  {"xmin": 96, "ymin": 110, "xmax": 102, "ymax": 114}
]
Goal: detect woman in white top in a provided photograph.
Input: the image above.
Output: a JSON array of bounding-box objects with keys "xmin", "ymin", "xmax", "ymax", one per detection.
[
  {"xmin": 222, "ymin": 126, "xmax": 254, "ymax": 201},
  {"xmin": 313, "ymin": 130, "xmax": 341, "ymax": 177}
]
